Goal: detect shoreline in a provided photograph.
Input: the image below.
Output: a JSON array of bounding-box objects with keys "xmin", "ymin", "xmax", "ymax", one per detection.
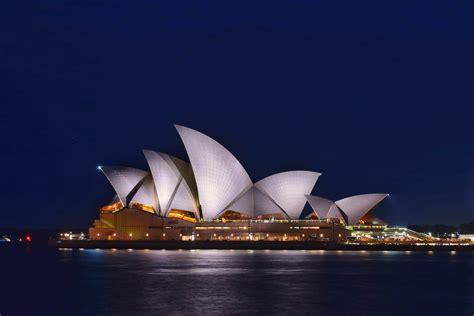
[{"xmin": 48, "ymin": 239, "xmax": 474, "ymax": 251}]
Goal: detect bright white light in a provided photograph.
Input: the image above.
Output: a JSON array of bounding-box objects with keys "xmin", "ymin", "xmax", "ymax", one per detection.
[{"xmin": 97, "ymin": 165, "xmax": 102, "ymax": 171}]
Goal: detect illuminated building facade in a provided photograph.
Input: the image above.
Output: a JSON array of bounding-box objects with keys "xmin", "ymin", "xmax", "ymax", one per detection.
[{"xmin": 89, "ymin": 125, "xmax": 389, "ymax": 242}]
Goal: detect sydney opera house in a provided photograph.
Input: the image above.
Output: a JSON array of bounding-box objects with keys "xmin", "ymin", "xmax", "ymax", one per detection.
[{"xmin": 89, "ymin": 125, "xmax": 390, "ymax": 242}]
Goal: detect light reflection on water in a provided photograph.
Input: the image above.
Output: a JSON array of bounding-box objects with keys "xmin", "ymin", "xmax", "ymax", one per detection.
[{"xmin": 1, "ymin": 246, "xmax": 472, "ymax": 315}]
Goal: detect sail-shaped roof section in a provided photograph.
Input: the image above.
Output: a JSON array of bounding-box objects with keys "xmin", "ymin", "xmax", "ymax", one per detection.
[
  {"xmin": 305, "ymin": 195, "xmax": 345, "ymax": 222},
  {"xmin": 226, "ymin": 187, "xmax": 255, "ymax": 217},
  {"xmin": 254, "ymin": 171, "xmax": 321, "ymax": 219},
  {"xmin": 143, "ymin": 150, "xmax": 198, "ymax": 217},
  {"xmin": 326, "ymin": 204, "xmax": 346, "ymax": 223},
  {"xmin": 175, "ymin": 125, "xmax": 253, "ymax": 220},
  {"xmin": 254, "ymin": 187, "xmax": 285, "ymax": 217},
  {"xmin": 129, "ymin": 175, "xmax": 160, "ymax": 213},
  {"xmin": 98, "ymin": 166, "xmax": 149, "ymax": 207},
  {"xmin": 225, "ymin": 186, "xmax": 290, "ymax": 218},
  {"xmin": 305, "ymin": 195, "xmax": 334, "ymax": 219},
  {"xmin": 335, "ymin": 193, "xmax": 389, "ymax": 225},
  {"xmin": 167, "ymin": 179, "xmax": 200, "ymax": 217}
]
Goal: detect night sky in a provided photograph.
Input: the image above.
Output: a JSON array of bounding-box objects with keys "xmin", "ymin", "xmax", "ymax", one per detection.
[{"xmin": 2, "ymin": 1, "xmax": 473, "ymax": 228}]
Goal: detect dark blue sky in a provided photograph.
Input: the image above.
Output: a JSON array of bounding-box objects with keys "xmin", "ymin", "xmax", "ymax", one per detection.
[{"xmin": 1, "ymin": 1, "xmax": 473, "ymax": 228}]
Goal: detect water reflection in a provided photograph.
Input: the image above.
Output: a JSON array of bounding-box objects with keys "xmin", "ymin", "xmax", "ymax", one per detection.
[{"xmin": 1, "ymin": 246, "xmax": 471, "ymax": 315}]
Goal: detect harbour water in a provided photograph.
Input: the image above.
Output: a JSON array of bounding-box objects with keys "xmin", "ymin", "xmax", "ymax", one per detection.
[{"xmin": 1, "ymin": 245, "xmax": 472, "ymax": 315}]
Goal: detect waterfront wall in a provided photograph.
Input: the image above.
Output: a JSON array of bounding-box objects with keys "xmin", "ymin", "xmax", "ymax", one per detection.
[{"xmin": 48, "ymin": 239, "xmax": 474, "ymax": 251}]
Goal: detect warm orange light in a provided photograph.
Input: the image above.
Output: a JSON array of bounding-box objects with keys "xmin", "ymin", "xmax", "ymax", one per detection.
[
  {"xmin": 100, "ymin": 201, "xmax": 124, "ymax": 212},
  {"xmin": 129, "ymin": 202, "xmax": 154, "ymax": 213},
  {"xmin": 168, "ymin": 210, "xmax": 197, "ymax": 222},
  {"xmin": 182, "ymin": 216, "xmax": 197, "ymax": 223}
]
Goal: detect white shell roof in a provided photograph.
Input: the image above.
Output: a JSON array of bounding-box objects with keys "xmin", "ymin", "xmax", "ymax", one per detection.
[
  {"xmin": 253, "ymin": 187, "xmax": 285, "ymax": 217},
  {"xmin": 99, "ymin": 166, "xmax": 149, "ymax": 207},
  {"xmin": 305, "ymin": 194, "xmax": 345, "ymax": 222},
  {"xmin": 305, "ymin": 195, "xmax": 334, "ymax": 219},
  {"xmin": 335, "ymin": 193, "xmax": 389, "ymax": 225},
  {"xmin": 143, "ymin": 150, "xmax": 199, "ymax": 217},
  {"xmin": 175, "ymin": 125, "xmax": 253, "ymax": 220},
  {"xmin": 167, "ymin": 179, "xmax": 200, "ymax": 216},
  {"xmin": 327, "ymin": 204, "xmax": 345, "ymax": 223},
  {"xmin": 226, "ymin": 187, "xmax": 255, "ymax": 217},
  {"xmin": 255, "ymin": 171, "xmax": 321, "ymax": 219},
  {"xmin": 130, "ymin": 175, "xmax": 160, "ymax": 213}
]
